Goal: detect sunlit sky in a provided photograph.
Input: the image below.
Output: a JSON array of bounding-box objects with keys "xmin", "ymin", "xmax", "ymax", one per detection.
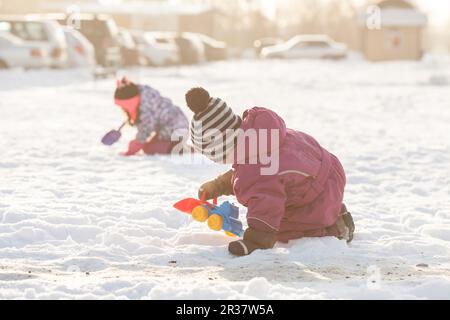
[{"xmin": 259, "ymin": 0, "xmax": 449, "ymax": 27}]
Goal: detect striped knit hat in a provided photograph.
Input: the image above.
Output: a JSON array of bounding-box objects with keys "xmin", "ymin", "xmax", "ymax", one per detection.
[{"xmin": 186, "ymin": 88, "xmax": 242, "ymax": 163}]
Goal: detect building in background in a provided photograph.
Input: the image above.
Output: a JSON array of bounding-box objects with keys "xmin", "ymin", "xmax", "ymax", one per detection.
[
  {"xmin": 358, "ymin": 0, "xmax": 427, "ymax": 61},
  {"xmin": 0, "ymin": 0, "xmax": 216, "ymax": 35},
  {"xmin": 42, "ymin": 0, "xmax": 214, "ymax": 34}
]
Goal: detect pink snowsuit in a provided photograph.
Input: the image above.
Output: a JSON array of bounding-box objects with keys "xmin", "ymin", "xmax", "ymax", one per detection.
[{"xmin": 232, "ymin": 107, "xmax": 346, "ymax": 242}]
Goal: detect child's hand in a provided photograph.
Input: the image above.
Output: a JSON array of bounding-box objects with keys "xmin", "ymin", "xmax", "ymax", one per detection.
[
  {"xmin": 120, "ymin": 139, "xmax": 144, "ymax": 156},
  {"xmin": 198, "ymin": 170, "xmax": 234, "ymax": 200},
  {"xmin": 198, "ymin": 180, "xmax": 221, "ymax": 200}
]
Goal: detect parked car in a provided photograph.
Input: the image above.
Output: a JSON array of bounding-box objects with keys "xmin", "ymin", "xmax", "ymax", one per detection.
[
  {"xmin": 173, "ymin": 33, "xmax": 206, "ymax": 65},
  {"xmin": 62, "ymin": 26, "xmax": 95, "ymax": 68},
  {"xmin": 68, "ymin": 14, "xmax": 121, "ymax": 68},
  {"xmin": 253, "ymin": 37, "xmax": 282, "ymax": 56},
  {"xmin": 131, "ymin": 31, "xmax": 179, "ymax": 66},
  {"xmin": 261, "ymin": 35, "xmax": 348, "ymax": 60},
  {"xmin": 0, "ymin": 15, "xmax": 68, "ymax": 68},
  {"xmin": 118, "ymin": 28, "xmax": 145, "ymax": 67},
  {"xmin": 197, "ymin": 34, "xmax": 227, "ymax": 61},
  {"xmin": 0, "ymin": 31, "xmax": 50, "ymax": 69}
]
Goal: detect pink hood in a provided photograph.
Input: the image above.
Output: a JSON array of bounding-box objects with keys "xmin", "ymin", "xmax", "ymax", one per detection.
[
  {"xmin": 115, "ymin": 96, "xmax": 140, "ymax": 123},
  {"xmin": 233, "ymin": 107, "xmax": 287, "ymax": 166}
]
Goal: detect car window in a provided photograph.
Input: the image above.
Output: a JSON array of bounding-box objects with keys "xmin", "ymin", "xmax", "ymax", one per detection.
[
  {"xmin": 155, "ymin": 37, "xmax": 170, "ymax": 44},
  {"xmin": 11, "ymin": 22, "xmax": 48, "ymax": 41},
  {"xmin": 0, "ymin": 31, "xmax": 22, "ymax": 46},
  {"xmin": 292, "ymin": 42, "xmax": 306, "ymax": 49},
  {"xmin": 0, "ymin": 22, "xmax": 12, "ymax": 32},
  {"xmin": 305, "ymin": 41, "xmax": 330, "ymax": 48},
  {"xmin": 64, "ymin": 30, "xmax": 76, "ymax": 46}
]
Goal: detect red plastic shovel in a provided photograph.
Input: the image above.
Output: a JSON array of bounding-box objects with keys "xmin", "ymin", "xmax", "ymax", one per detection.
[{"xmin": 173, "ymin": 193, "xmax": 218, "ymax": 214}]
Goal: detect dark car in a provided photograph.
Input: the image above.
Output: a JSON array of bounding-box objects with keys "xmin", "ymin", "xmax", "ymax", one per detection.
[
  {"xmin": 118, "ymin": 28, "xmax": 145, "ymax": 66},
  {"xmin": 174, "ymin": 33, "xmax": 205, "ymax": 65},
  {"xmin": 198, "ymin": 34, "xmax": 228, "ymax": 61},
  {"xmin": 66, "ymin": 14, "xmax": 121, "ymax": 68}
]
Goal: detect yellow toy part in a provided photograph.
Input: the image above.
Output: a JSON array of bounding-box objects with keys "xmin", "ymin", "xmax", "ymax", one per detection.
[
  {"xmin": 207, "ymin": 214, "xmax": 224, "ymax": 231},
  {"xmin": 192, "ymin": 206, "xmax": 209, "ymax": 222},
  {"xmin": 224, "ymin": 231, "xmax": 237, "ymax": 237}
]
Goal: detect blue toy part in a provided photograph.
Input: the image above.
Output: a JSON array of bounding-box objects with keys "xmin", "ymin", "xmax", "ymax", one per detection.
[
  {"xmin": 189, "ymin": 200, "xmax": 244, "ymax": 237},
  {"xmin": 208, "ymin": 201, "xmax": 244, "ymax": 237}
]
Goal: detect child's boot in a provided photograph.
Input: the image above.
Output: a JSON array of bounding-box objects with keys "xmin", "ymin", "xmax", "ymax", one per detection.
[
  {"xmin": 335, "ymin": 204, "xmax": 355, "ymax": 243},
  {"xmin": 228, "ymin": 228, "xmax": 277, "ymax": 256}
]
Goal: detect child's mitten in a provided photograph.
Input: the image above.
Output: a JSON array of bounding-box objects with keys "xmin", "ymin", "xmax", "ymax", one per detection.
[
  {"xmin": 198, "ymin": 169, "xmax": 234, "ymax": 200},
  {"xmin": 228, "ymin": 228, "xmax": 277, "ymax": 256},
  {"xmin": 121, "ymin": 139, "xmax": 144, "ymax": 156},
  {"xmin": 142, "ymin": 135, "xmax": 173, "ymax": 155}
]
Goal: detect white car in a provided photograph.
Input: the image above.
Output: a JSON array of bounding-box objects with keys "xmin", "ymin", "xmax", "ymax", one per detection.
[
  {"xmin": 131, "ymin": 31, "xmax": 179, "ymax": 66},
  {"xmin": 261, "ymin": 35, "xmax": 347, "ymax": 60},
  {"xmin": 62, "ymin": 26, "xmax": 95, "ymax": 68},
  {"xmin": 0, "ymin": 31, "xmax": 50, "ymax": 69},
  {"xmin": 0, "ymin": 15, "xmax": 68, "ymax": 68}
]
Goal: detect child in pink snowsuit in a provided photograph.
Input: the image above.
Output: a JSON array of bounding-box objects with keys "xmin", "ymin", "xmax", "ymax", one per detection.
[
  {"xmin": 114, "ymin": 78, "xmax": 189, "ymax": 156},
  {"xmin": 186, "ymin": 87, "xmax": 355, "ymax": 256}
]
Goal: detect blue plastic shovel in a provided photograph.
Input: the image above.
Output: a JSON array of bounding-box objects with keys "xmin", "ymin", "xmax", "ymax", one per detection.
[{"xmin": 101, "ymin": 122, "xmax": 127, "ymax": 146}]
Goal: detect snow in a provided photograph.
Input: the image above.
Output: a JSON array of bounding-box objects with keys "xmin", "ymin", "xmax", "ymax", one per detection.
[{"xmin": 0, "ymin": 55, "xmax": 450, "ymax": 300}]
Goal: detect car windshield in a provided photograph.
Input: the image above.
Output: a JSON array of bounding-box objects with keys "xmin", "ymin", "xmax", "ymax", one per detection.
[
  {"xmin": 0, "ymin": 21, "xmax": 48, "ymax": 41},
  {"xmin": 289, "ymin": 39, "xmax": 331, "ymax": 49},
  {"xmin": 48, "ymin": 21, "xmax": 66, "ymax": 44},
  {"xmin": 0, "ymin": 32, "xmax": 22, "ymax": 46},
  {"xmin": 285, "ymin": 37, "xmax": 302, "ymax": 48},
  {"xmin": 0, "ymin": 22, "xmax": 12, "ymax": 32},
  {"xmin": 119, "ymin": 30, "xmax": 135, "ymax": 47},
  {"xmin": 305, "ymin": 41, "xmax": 330, "ymax": 48}
]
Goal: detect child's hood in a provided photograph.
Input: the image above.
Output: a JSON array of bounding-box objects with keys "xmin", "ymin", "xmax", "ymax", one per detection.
[
  {"xmin": 138, "ymin": 84, "xmax": 162, "ymax": 100},
  {"xmin": 235, "ymin": 107, "xmax": 287, "ymax": 162}
]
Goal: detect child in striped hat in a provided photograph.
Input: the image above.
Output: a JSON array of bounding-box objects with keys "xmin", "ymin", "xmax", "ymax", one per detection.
[
  {"xmin": 114, "ymin": 77, "xmax": 189, "ymax": 156},
  {"xmin": 185, "ymin": 87, "xmax": 355, "ymax": 257}
]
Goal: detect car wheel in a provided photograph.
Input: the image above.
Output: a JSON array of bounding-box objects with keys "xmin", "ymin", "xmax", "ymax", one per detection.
[
  {"xmin": 324, "ymin": 55, "xmax": 345, "ymax": 60},
  {"xmin": 0, "ymin": 60, "xmax": 8, "ymax": 69},
  {"xmin": 269, "ymin": 54, "xmax": 283, "ymax": 59},
  {"xmin": 145, "ymin": 57, "xmax": 157, "ymax": 67}
]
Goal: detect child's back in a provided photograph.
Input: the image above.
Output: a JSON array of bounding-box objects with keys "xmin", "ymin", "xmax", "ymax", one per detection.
[{"xmin": 137, "ymin": 85, "xmax": 188, "ymax": 143}]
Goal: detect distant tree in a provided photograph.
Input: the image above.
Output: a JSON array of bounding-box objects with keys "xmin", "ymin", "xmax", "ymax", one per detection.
[{"xmin": 275, "ymin": 0, "xmax": 360, "ymax": 49}]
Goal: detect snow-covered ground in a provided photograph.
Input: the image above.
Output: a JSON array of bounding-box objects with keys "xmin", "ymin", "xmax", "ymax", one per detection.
[{"xmin": 0, "ymin": 56, "xmax": 449, "ymax": 300}]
